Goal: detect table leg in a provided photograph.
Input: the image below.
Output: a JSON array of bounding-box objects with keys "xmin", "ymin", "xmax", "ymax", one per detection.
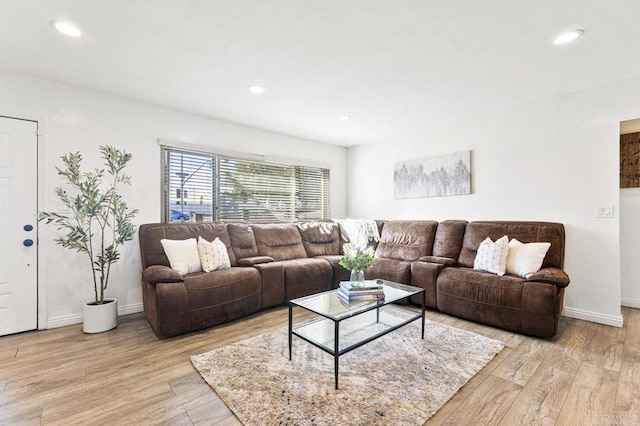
[
  {"xmin": 421, "ymin": 291, "xmax": 425, "ymax": 340},
  {"xmin": 334, "ymin": 320, "xmax": 339, "ymax": 389},
  {"xmin": 288, "ymin": 303, "xmax": 293, "ymax": 360}
]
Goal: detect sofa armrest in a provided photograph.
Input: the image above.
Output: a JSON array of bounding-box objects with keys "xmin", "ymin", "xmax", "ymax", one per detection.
[
  {"xmin": 527, "ymin": 267, "xmax": 570, "ymax": 288},
  {"xmin": 237, "ymin": 256, "xmax": 275, "ymax": 266},
  {"xmin": 418, "ymin": 256, "xmax": 457, "ymax": 266},
  {"xmin": 143, "ymin": 265, "xmax": 183, "ymax": 284}
]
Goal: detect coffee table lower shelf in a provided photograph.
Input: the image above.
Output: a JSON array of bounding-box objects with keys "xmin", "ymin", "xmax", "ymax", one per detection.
[{"xmin": 288, "ymin": 303, "xmax": 424, "ymax": 389}]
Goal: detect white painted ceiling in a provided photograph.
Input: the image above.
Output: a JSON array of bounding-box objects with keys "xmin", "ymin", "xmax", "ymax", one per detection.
[{"xmin": 2, "ymin": 1, "xmax": 640, "ymax": 147}]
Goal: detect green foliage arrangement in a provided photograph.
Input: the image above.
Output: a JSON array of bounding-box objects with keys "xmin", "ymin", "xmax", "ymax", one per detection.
[
  {"xmin": 39, "ymin": 146, "xmax": 138, "ymax": 305},
  {"xmin": 339, "ymin": 245, "xmax": 375, "ymax": 271}
]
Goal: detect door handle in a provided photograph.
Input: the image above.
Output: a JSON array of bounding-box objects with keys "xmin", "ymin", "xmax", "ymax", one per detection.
[{"xmin": 23, "ymin": 239, "xmax": 34, "ymax": 247}]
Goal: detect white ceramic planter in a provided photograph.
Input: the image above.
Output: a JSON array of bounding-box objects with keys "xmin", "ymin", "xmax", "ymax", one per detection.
[{"xmin": 83, "ymin": 298, "xmax": 118, "ymax": 333}]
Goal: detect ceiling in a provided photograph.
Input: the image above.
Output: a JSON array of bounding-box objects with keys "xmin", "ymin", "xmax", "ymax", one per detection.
[{"xmin": 2, "ymin": 1, "xmax": 640, "ymax": 147}]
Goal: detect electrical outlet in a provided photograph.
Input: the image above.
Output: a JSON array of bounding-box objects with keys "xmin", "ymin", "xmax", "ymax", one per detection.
[{"xmin": 595, "ymin": 205, "xmax": 614, "ymax": 218}]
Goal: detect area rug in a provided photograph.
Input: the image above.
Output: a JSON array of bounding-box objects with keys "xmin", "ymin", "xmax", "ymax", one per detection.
[{"xmin": 191, "ymin": 307, "xmax": 504, "ymax": 425}]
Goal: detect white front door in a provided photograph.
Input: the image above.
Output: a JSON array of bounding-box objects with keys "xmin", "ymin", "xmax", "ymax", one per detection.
[{"xmin": 0, "ymin": 116, "xmax": 38, "ymax": 336}]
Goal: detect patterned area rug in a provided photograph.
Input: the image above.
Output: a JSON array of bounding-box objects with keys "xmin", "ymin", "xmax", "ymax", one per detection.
[{"xmin": 191, "ymin": 308, "xmax": 504, "ymax": 425}]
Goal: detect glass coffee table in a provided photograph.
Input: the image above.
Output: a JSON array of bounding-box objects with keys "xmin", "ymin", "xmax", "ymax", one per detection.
[{"xmin": 288, "ymin": 280, "xmax": 425, "ymax": 389}]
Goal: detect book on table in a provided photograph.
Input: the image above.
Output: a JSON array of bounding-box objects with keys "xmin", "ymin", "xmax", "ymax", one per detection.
[
  {"xmin": 339, "ymin": 280, "xmax": 384, "ymax": 292},
  {"xmin": 337, "ymin": 281, "xmax": 385, "ymax": 304},
  {"xmin": 337, "ymin": 290, "xmax": 384, "ymax": 305}
]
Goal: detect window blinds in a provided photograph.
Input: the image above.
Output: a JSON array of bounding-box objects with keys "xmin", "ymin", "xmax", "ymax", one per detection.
[{"xmin": 161, "ymin": 146, "xmax": 329, "ymax": 223}]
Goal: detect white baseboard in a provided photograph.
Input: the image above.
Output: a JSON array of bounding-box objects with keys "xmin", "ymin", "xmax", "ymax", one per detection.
[
  {"xmin": 621, "ymin": 297, "xmax": 640, "ymax": 309},
  {"xmin": 46, "ymin": 302, "xmax": 145, "ymax": 329},
  {"xmin": 47, "ymin": 313, "xmax": 84, "ymax": 329},
  {"xmin": 118, "ymin": 302, "xmax": 144, "ymax": 316},
  {"xmin": 563, "ymin": 306, "xmax": 624, "ymax": 328}
]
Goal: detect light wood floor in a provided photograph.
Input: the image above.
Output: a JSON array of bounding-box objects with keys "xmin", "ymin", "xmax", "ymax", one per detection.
[{"xmin": 1, "ymin": 306, "xmax": 639, "ymax": 425}]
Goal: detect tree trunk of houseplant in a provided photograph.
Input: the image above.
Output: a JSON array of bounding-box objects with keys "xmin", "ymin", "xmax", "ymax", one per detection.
[{"xmin": 83, "ymin": 298, "xmax": 118, "ymax": 333}]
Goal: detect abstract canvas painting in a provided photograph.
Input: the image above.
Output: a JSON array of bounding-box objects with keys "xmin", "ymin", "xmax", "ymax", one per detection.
[{"xmin": 394, "ymin": 150, "xmax": 471, "ymax": 198}]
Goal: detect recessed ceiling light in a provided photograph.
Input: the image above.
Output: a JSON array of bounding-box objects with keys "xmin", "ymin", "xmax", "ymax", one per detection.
[
  {"xmin": 50, "ymin": 20, "xmax": 82, "ymax": 37},
  {"xmin": 554, "ymin": 29, "xmax": 584, "ymax": 45},
  {"xmin": 248, "ymin": 85, "xmax": 265, "ymax": 94},
  {"xmin": 338, "ymin": 115, "xmax": 351, "ymax": 121}
]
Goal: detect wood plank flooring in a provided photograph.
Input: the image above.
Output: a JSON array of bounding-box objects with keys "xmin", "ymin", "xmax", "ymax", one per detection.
[{"xmin": 1, "ymin": 306, "xmax": 639, "ymax": 425}]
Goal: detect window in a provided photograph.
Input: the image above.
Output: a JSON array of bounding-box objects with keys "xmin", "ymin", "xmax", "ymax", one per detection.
[{"xmin": 161, "ymin": 146, "xmax": 330, "ymax": 223}]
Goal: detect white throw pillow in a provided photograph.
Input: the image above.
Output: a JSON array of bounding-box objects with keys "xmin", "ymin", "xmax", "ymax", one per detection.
[
  {"xmin": 160, "ymin": 238, "xmax": 202, "ymax": 275},
  {"xmin": 506, "ymin": 238, "xmax": 551, "ymax": 278},
  {"xmin": 197, "ymin": 236, "xmax": 231, "ymax": 272},
  {"xmin": 473, "ymin": 235, "xmax": 509, "ymax": 276}
]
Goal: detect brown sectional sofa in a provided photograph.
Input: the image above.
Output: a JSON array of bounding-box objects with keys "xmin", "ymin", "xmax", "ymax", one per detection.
[{"xmin": 139, "ymin": 219, "xmax": 569, "ymax": 338}]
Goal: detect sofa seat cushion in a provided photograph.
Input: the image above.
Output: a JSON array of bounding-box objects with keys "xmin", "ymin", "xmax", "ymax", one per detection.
[
  {"xmin": 182, "ymin": 267, "xmax": 261, "ymax": 330},
  {"xmin": 438, "ymin": 267, "xmax": 525, "ymax": 309},
  {"xmin": 316, "ymin": 254, "xmax": 350, "ymax": 287},
  {"xmin": 277, "ymin": 258, "xmax": 333, "ymax": 300},
  {"xmin": 367, "ymin": 258, "xmax": 411, "ymax": 284},
  {"xmin": 437, "ymin": 267, "xmax": 527, "ymax": 333}
]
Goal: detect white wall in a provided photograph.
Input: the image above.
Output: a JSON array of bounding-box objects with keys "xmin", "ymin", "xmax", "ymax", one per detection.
[
  {"xmin": 0, "ymin": 69, "xmax": 348, "ymax": 328},
  {"xmin": 620, "ymin": 119, "xmax": 640, "ymax": 308},
  {"xmin": 348, "ymin": 75, "xmax": 640, "ymax": 327}
]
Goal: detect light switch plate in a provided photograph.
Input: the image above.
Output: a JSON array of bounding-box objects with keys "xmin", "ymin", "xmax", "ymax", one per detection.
[{"xmin": 595, "ymin": 205, "xmax": 614, "ymax": 218}]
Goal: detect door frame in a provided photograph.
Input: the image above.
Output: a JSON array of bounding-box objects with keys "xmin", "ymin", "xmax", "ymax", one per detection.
[{"xmin": 0, "ymin": 111, "xmax": 47, "ymax": 330}]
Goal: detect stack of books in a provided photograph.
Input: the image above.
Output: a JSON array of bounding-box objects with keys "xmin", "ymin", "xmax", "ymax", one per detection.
[{"xmin": 337, "ymin": 280, "xmax": 385, "ymax": 304}]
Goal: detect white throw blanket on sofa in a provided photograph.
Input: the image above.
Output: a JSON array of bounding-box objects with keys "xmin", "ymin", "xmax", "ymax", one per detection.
[{"xmin": 334, "ymin": 218, "xmax": 380, "ymax": 250}]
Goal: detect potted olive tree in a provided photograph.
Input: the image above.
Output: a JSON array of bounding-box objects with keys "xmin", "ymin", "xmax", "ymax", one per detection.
[{"xmin": 40, "ymin": 145, "xmax": 138, "ymax": 333}]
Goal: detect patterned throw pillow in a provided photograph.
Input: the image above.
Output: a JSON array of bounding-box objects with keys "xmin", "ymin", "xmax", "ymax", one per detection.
[
  {"xmin": 197, "ymin": 236, "xmax": 231, "ymax": 272},
  {"xmin": 506, "ymin": 238, "xmax": 551, "ymax": 278},
  {"xmin": 473, "ymin": 235, "xmax": 509, "ymax": 276},
  {"xmin": 160, "ymin": 238, "xmax": 202, "ymax": 275}
]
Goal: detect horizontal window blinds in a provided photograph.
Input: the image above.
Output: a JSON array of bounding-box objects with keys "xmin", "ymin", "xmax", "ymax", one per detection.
[
  {"xmin": 162, "ymin": 148, "xmax": 215, "ymax": 222},
  {"xmin": 161, "ymin": 146, "xmax": 329, "ymax": 223}
]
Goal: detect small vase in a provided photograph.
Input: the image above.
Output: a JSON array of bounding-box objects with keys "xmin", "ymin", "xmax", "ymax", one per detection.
[{"xmin": 350, "ymin": 269, "xmax": 366, "ymax": 287}]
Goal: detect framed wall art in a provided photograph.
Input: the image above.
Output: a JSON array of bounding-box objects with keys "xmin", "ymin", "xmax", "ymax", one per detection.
[
  {"xmin": 620, "ymin": 132, "xmax": 640, "ymax": 188},
  {"xmin": 394, "ymin": 150, "xmax": 471, "ymax": 199}
]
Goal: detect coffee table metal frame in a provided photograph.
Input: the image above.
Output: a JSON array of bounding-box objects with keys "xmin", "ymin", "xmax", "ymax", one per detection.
[{"xmin": 288, "ymin": 280, "xmax": 425, "ymax": 389}]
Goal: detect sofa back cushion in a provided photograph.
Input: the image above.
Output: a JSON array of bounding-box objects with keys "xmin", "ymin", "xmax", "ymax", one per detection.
[
  {"xmin": 252, "ymin": 223, "xmax": 308, "ymax": 261},
  {"xmin": 458, "ymin": 221, "xmax": 565, "ymax": 269},
  {"xmin": 375, "ymin": 220, "xmax": 438, "ymax": 261},
  {"xmin": 297, "ymin": 221, "xmax": 341, "ymax": 257},
  {"xmin": 227, "ymin": 223, "xmax": 259, "ymax": 260},
  {"xmin": 139, "ymin": 222, "xmax": 236, "ymax": 268},
  {"xmin": 433, "ymin": 220, "xmax": 468, "ymax": 259}
]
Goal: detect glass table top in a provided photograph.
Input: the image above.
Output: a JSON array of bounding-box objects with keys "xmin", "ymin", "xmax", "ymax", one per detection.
[{"xmin": 289, "ymin": 280, "xmax": 423, "ymax": 321}]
